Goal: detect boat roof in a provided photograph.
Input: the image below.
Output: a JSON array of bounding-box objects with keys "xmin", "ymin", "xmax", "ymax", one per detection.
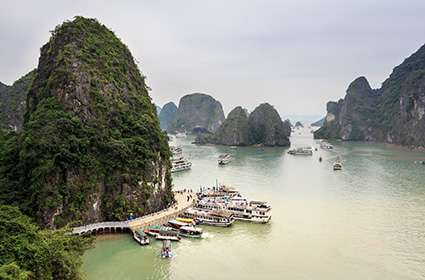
[{"xmin": 180, "ymin": 226, "xmax": 203, "ymax": 232}]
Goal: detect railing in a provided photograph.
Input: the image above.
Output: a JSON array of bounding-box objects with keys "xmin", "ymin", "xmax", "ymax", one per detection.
[{"xmin": 71, "ymin": 191, "xmax": 195, "ymax": 235}]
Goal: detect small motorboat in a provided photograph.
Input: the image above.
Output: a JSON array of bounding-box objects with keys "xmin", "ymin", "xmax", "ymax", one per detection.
[
  {"xmin": 333, "ymin": 157, "xmax": 343, "ymax": 171},
  {"xmin": 178, "ymin": 226, "xmax": 203, "ymax": 238},
  {"xmin": 133, "ymin": 229, "xmax": 150, "ymax": 245},
  {"xmin": 218, "ymin": 154, "xmax": 232, "ymax": 165},
  {"xmin": 160, "ymin": 240, "xmax": 174, "ymax": 258}
]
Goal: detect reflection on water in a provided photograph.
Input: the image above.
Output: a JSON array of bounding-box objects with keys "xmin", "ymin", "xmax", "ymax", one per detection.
[{"xmin": 83, "ymin": 130, "xmax": 425, "ymax": 280}]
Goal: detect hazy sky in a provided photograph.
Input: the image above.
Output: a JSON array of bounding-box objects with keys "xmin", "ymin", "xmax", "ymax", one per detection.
[{"xmin": 1, "ymin": 0, "xmax": 425, "ymax": 118}]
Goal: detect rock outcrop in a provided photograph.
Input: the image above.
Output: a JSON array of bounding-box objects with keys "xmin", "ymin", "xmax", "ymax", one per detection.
[
  {"xmin": 159, "ymin": 102, "xmax": 177, "ymax": 130},
  {"xmin": 248, "ymin": 103, "xmax": 291, "ymax": 146},
  {"xmin": 311, "ymin": 117, "xmax": 325, "ymax": 127},
  {"xmin": 0, "ymin": 71, "xmax": 35, "ymax": 131},
  {"xmin": 198, "ymin": 103, "xmax": 291, "ymax": 146},
  {"xmin": 170, "ymin": 93, "xmax": 225, "ymax": 133},
  {"xmin": 0, "ymin": 17, "xmax": 173, "ymax": 228},
  {"xmin": 207, "ymin": 106, "xmax": 250, "ymax": 145},
  {"xmin": 294, "ymin": 121, "xmax": 304, "ymax": 128},
  {"xmin": 315, "ymin": 44, "xmax": 425, "ymax": 148}
]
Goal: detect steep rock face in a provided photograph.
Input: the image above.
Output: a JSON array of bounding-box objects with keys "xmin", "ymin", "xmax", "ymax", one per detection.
[
  {"xmin": 159, "ymin": 102, "xmax": 177, "ymax": 130},
  {"xmin": 0, "ymin": 17, "xmax": 173, "ymax": 228},
  {"xmin": 315, "ymin": 44, "xmax": 425, "ymax": 148},
  {"xmin": 0, "ymin": 71, "xmax": 35, "ymax": 131},
  {"xmin": 208, "ymin": 106, "xmax": 249, "ymax": 145},
  {"xmin": 248, "ymin": 103, "xmax": 291, "ymax": 146},
  {"xmin": 294, "ymin": 121, "xmax": 303, "ymax": 128},
  {"xmin": 170, "ymin": 93, "xmax": 225, "ymax": 133},
  {"xmin": 311, "ymin": 117, "xmax": 325, "ymax": 127}
]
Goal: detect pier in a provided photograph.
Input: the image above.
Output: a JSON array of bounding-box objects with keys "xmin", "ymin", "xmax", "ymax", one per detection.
[{"xmin": 72, "ymin": 191, "xmax": 195, "ymax": 235}]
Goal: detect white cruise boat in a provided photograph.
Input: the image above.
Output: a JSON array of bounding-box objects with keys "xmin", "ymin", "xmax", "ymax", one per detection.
[
  {"xmin": 182, "ymin": 208, "xmax": 235, "ymax": 227},
  {"xmin": 171, "ymin": 156, "xmax": 192, "ymax": 173},
  {"xmin": 320, "ymin": 142, "xmax": 334, "ymax": 149},
  {"xmin": 196, "ymin": 197, "xmax": 272, "ymax": 223},
  {"xmin": 170, "ymin": 146, "xmax": 182, "ymax": 156},
  {"xmin": 218, "ymin": 154, "xmax": 232, "ymax": 165},
  {"xmin": 288, "ymin": 147, "xmax": 313, "ymax": 156}
]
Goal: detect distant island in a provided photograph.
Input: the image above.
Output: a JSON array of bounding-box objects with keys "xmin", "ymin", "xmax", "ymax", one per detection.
[
  {"xmin": 195, "ymin": 103, "xmax": 291, "ymax": 147},
  {"xmin": 167, "ymin": 93, "xmax": 225, "ymax": 134},
  {"xmin": 315, "ymin": 44, "xmax": 425, "ymax": 149}
]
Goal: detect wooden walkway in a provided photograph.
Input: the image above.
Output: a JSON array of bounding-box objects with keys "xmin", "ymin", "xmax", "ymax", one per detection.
[{"xmin": 72, "ymin": 191, "xmax": 195, "ymax": 235}]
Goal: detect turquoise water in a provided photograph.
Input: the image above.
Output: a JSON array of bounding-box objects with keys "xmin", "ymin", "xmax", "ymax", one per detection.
[{"xmin": 83, "ymin": 129, "xmax": 425, "ymax": 279}]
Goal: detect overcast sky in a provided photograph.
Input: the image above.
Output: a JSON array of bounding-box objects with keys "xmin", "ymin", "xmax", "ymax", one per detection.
[{"xmin": 1, "ymin": 0, "xmax": 425, "ymax": 119}]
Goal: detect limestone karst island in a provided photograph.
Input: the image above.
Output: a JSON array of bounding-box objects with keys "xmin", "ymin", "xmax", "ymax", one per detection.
[{"xmin": 1, "ymin": 2, "xmax": 425, "ymax": 280}]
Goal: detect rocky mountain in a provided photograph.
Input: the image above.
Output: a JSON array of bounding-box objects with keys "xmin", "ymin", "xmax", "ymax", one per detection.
[
  {"xmin": 248, "ymin": 103, "xmax": 291, "ymax": 146},
  {"xmin": 0, "ymin": 71, "xmax": 35, "ymax": 131},
  {"xmin": 315, "ymin": 44, "xmax": 425, "ymax": 148},
  {"xmin": 294, "ymin": 121, "xmax": 304, "ymax": 128},
  {"xmin": 311, "ymin": 117, "xmax": 325, "ymax": 127},
  {"xmin": 198, "ymin": 103, "xmax": 291, "ymax": 146},
  {"xmin": 206, "ymin": 106, "xmax": 250, "ymax": 145},
  {"xmin": 159, "ymin": 101, "xmax": 177, "ymax": 130},
  {"xmin": 0, "ymin": 17, "xmax": 173, "ymax": 228},
  {"xmin": 170, "ymin": 93, "xmax": 225, "ymax": 133}
]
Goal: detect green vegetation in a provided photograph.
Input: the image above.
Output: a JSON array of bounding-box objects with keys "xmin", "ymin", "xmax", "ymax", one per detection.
[
  {"xmin": 0, "ymin": 16, "xmax": 173, "ymax": 229},
  {"xmin": 0, "ymin": 205, "xmax": 92, "ymax": 280}
]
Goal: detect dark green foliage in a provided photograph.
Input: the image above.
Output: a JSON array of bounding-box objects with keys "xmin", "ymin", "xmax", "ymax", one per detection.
[
  {"xmin": 0, "ymin": 205, "xmax": 92, "ymax": 280},
  {"xmin": 0, "ymin": 16, "xmax": 173, "ymax": 228}
]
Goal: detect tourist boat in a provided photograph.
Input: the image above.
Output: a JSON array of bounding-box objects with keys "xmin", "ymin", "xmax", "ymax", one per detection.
[
  {"xmin": 320, "ymin": 142, "xmax": 334, "ymax": 150},
  {"xmin": 175, "ymin": 132, "xmax": 187, "ymax": 138},
  {"xmin": 170, "ymin": 146, "xmax": 182, "ymax": 156},
  {"xmin": 196, "ymin": 198, "xmax": 272, "ymax": 224},
  {"xmin": 218, "ymin": 154, "xmax": 232, "ymax": 165},
  {"xmin": 168, "ymin": 219, "xmax": 193, "ymax": 229},
  {"xmin": 333, "ymin": 158, "xmax": 343, "ymax": 171},
  {"xmin": 176, "ymin": 217, "xmax": 196, "ymax": 225},
  {"xmin": 178, "ymin": 226, "xmax": 203, "ymax": 238},
  {"xmin": 171, "ymin": 157, "xmax": 192, "ymax": 173},
  {"xmin": 160, "ymin": 240, "xmax": 173, "ymax": 258},
  {"xmin": 156, "ymin": 230, "xmax": 181, "ymax": 241},
  {"xmin": 133, "ymin": 229, "xmax": 150, "ymax": 245},
  {"xmin": 182, "ymin": 208, "xmax": 235, "ymax": 227},
  {"xmin": 288, "ymin": 147, "xmax": 313, "ymax": 156},
  {"xmin": 198, "ymin": 184, "xmax": 240, "ymax": 199},
  {"xmin": 144, "ymin": 225, "xmax": 180, "ymax": 241}
]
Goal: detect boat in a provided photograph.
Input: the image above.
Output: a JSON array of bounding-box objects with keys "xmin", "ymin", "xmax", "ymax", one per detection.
[
  {"xmin": 133, "ymin": 229, "xmax": 150, "ymax": 245},
  {"xmin": 156, "ymin": 230, "xmax": 181, "ymax": 241},
  {"xmin": 181, "ymin": 208, "xmax": 235, "ymax": 227},
  {"xmin": 144, "ymin": 225, "xmax": 180, "ymax": 241},
  {"xmin": 176, "ymin": 217, "xmax": 196, "ymax": 225},
  {"xmin": 171, "ymin": 157, "xmax": 192, "ymax": 173},
  {"xmin": 218, "ymin": 154, "xmax": 232, "ymax": 165},
  {"xmin": 170, "ymin": 146, "xmax": 182, "ymax": 156},
  {"xmin": 196, "ymin": 198, "xmax": 272, "ymax": 224},
  {"xmin": 333, "ymin": 158, "xmax": 343, "ymax": 171},
  {"xmin": 168, "ymin": 219, "xmax": 193, "ymax": 229},
  {"xmin": 320, "ymin": 142, "xmax": 334, "ymax": 150},
  {"xmin": 288, "ymin": 147, "xmax": 313, "ymax": 156},
  {"xmin": 160, "ymin": 240, "xmax": 173, "ymax": 258},
  {"xmin": 175, "ymin": 132, "xmax": 187, "ymax": 138},
  {"xmin": 178, "ymin": 226, "xmax": 203, "ymax": 238},
  {"xmin": 198, "ymin": 184, "xmax": 240, "ymax": 199}
]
